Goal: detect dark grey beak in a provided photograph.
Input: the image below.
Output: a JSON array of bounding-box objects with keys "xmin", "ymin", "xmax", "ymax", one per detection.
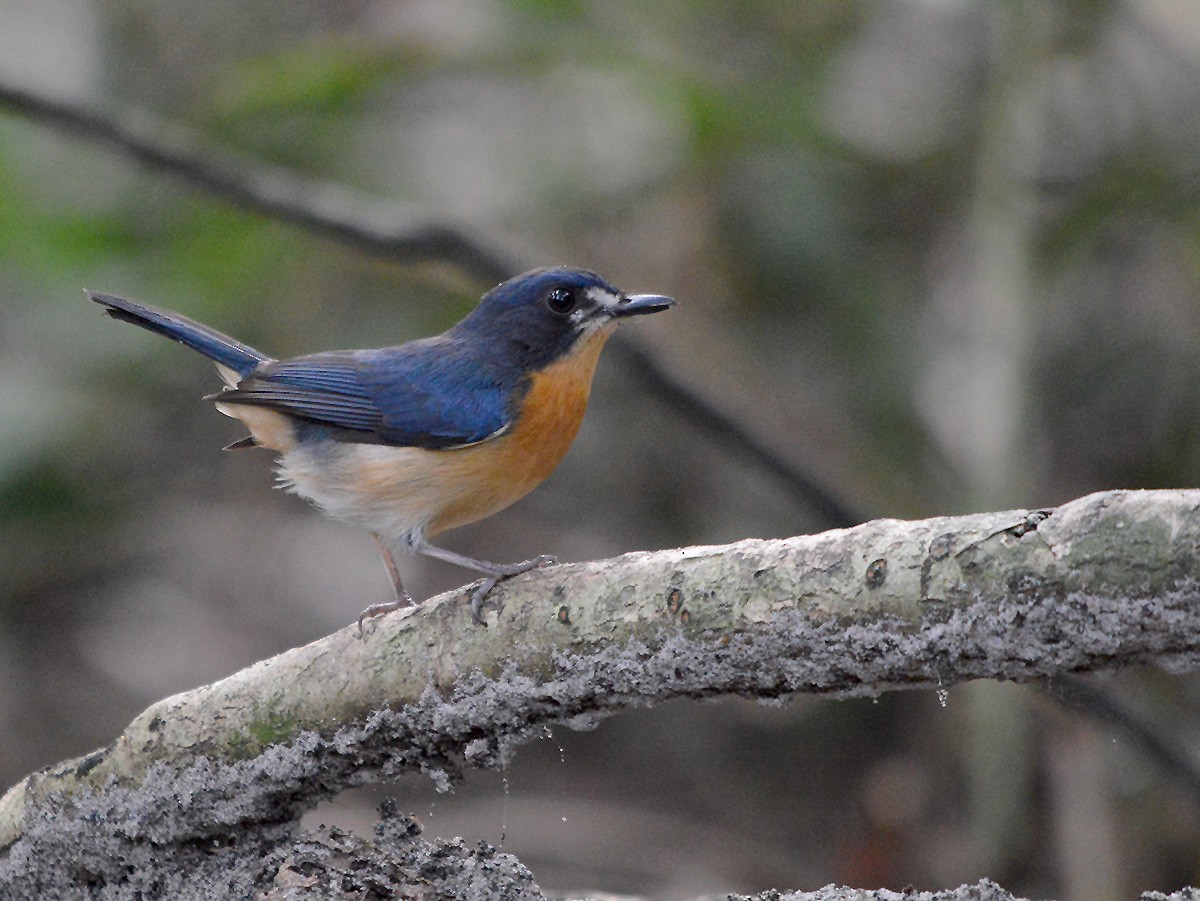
[{"xmin": 612, "ymin": 293, "xmax": 676, "ymax": 318}]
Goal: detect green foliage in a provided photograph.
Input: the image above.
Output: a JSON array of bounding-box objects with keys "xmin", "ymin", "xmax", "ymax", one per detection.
[
  {"xmin": 0, "ymin": 460, "xmax": 94, "ymax": 527},
  {"xmin": 1037, "ymin": 154, "xmax": 1187, "ymax": 269},
  {"xmin": 211, "ymin": 40, "xmax": 409, "ymax": 118},
  {"xmin": 0, "ymin": 131, "xmax": 138, "ymax": 283}
]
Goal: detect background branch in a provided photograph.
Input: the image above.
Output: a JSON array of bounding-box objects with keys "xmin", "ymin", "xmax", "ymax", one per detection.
[
  {"xmin": 0, "ymin": 84, "xmax": 515, "ymax": 281},
  {"xmin": 2, "ymin": 488, "xmax": 1198, "ymax": 897},
  {"xmin": 0, "ymin": 80, "xmax": 860, "ymax": 530},
  {"xmin": 1038, "ymin": 674, "xmax": 1200, "ymax": 804}
]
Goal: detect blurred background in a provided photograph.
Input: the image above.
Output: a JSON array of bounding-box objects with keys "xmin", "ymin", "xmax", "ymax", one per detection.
[{"xmin": 2, "ymin": 0, "xmax": 1200, "ymax": 898}]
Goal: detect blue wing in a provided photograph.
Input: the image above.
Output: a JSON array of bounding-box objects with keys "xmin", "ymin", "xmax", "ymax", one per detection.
[{"xmin": 214, "ymin": 337, "xmax": 517, "ymax": 449}]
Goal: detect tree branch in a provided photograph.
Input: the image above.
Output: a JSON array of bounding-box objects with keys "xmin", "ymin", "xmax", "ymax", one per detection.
[
  {"xmin": 0, "ymin": 80, "xmax": 859, "ymax": 529},
  {"xmin": 0, "ymin": 84, "xmax": 516, "ymax": 281},
  {"xmin": 2, "ymin": 489, "xmax": 1198, "ymax": 896},
  {"xmin": 1039, "ymin": 674, "xmax": 1200, "ymax": 805}
]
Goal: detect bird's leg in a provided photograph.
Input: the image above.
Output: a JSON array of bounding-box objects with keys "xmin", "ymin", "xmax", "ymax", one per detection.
[
  {"xmin": 357, "ymin": 534, "xmax": 416, "ymax": 637},
  {"xmin": 408, "ymin": 534, "xmax": 557, "ymax": 625}
]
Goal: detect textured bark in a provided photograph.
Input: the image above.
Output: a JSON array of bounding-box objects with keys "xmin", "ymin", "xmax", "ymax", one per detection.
[{"xmin": 2, "ymin": 488, "xmax": 1199, "ymax": 898}]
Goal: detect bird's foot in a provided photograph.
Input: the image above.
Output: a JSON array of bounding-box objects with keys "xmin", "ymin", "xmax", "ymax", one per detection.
[
  {"xmin": 469, "ymin": 554, "xmax": 559, "ymax": 625},
  {"xmin": 496, "ymin": 554, "xmax": 558, "ymax": 576},
  {"xmin": 357, "ymin": 592, "xmax": 415, "ymax": 639},
  {"xmin": 469, "ymin": 576, "xmax": 501, "ymax": 626}
]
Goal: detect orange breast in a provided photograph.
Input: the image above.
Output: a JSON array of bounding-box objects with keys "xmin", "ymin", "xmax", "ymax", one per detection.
[{"xmin": 426, "ymin": 322, "xmax": 616, "ymax": 535}]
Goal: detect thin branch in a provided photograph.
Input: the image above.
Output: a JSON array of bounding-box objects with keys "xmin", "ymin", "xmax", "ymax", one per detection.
[
  {"xmin": 610, "ymin": 338, "xmax": 861, "ymax": 526},
  {"xmin": 1040, "ymin": 674, "xmax": 1200, "ymax": 804},
  {"xmin": 0, "ymin": 83, "xmax": 516, "ymax": 280},
  {"xmin": 2, "ymin": 489, "xmax": 1198, "ymax": 896},
  {"xmin": 0, "ymin": 80, "xmax": 860, "ymax": 529}
]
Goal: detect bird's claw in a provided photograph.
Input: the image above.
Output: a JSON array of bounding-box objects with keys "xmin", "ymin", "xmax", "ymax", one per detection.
[
  {"xmin": 356, "ymin": 593, "xmax": 415, "ymax": 639},
  {"xmin": 470, "ymin": 577, "xmax": 501, "ymax": 626},
  {"xmin": 469, "ymin": 554, "xmax": 558, "ymax": 625}
]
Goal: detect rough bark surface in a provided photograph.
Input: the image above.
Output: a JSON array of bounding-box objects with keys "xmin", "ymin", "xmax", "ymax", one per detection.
[{"xmin": 2, "ymin": 488, "xmax": 1199, "ymax": 899}]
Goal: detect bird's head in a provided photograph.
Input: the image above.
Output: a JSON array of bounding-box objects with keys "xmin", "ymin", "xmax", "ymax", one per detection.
[{"xmin": 452, "ymin": 267, "xmax": 675, "ymax": 371}]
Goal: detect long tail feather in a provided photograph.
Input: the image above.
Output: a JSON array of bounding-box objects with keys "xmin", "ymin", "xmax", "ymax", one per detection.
[{"xmin": 88, "ymin": 291, "xmax": 271, "ymax": 378}]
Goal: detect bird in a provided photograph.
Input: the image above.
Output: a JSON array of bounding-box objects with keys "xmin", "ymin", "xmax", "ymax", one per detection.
[{"xmin": 88, "ymin": 267, "xmax": 675, "ymax": 633}]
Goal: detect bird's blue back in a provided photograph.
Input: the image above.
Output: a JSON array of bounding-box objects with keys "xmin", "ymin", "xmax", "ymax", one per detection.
[
  {"xmin": 221, "ymin": 267, "xmax": 621, "ymax": 448},
  {"xmin": 92, "ymin": 267, "xmax": 624, "ymax": 450},
  {"xmin": 238, "ymin": 338, "xmax": 519, "ymax": 448}
]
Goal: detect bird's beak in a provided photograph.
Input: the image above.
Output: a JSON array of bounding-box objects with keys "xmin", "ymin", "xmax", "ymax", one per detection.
[{"xmin": 611, "ymin": 293, "xmax": 676, "ymax": 318}]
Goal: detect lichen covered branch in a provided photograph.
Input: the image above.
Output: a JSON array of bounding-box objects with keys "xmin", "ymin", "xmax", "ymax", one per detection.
[{"xmin": 2, "ymin": 489, "xmax": 1199, "ymax": 896}]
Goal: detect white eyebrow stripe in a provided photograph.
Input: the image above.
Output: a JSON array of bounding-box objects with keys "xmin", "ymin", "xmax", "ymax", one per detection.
[{"xmin": 585, "ymin": 286, "xmax": 622, "ymax": 310}]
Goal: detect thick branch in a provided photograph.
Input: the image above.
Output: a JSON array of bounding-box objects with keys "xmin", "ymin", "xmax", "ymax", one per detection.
[
  {"xmin": 3, "ymin": 488, "xmax": 1199, "ymax": 857},
  {"xmin": 2, "ymin": 488, "xmax": 1199, "ymax": 896}
]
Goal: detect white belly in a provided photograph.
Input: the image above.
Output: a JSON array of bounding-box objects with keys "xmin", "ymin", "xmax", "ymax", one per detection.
[{"xmin": 277, "ymin": 440, "xmax": 449, "ymax": 542}]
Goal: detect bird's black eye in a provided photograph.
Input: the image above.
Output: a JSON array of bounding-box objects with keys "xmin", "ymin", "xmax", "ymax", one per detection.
[{"xmin": 545, "ymin": 287, "xmax": 577, "ymax": 316}]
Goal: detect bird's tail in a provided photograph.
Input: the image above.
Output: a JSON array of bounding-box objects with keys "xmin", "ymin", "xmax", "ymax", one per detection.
[{"xmin": 87, "ymin": 291, "xmax": 271, "ymax": 379}]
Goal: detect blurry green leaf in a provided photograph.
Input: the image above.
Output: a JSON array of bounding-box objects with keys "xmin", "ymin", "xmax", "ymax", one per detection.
[
  {"xmin": 504, "ymin": 0, "xmax": 588, "ymax": 20},
  {"xmin": 0, "ymin": 460, "xmax": 93, "ymax": 526},
  {"xmin": 1036, "ymin": 154, "xmax": 1181, "ymax": 269},
  {"xmin": 0, "ymin": 139, "xmax": 139, "ymax": 281},
  {"xmin": 209, "ymin": 39, "xmax": 410, "ymax": 118}
]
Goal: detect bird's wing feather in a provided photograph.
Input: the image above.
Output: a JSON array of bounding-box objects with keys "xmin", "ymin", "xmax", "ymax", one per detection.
[{"xmin": 213, "ymin": 340, "xmax": 516, "ymax": 449}]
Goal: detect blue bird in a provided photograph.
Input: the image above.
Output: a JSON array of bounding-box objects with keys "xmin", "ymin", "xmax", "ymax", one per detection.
[{"xmin": 89, "ymin": 268, "xmax": 675, "ymax": 631}]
